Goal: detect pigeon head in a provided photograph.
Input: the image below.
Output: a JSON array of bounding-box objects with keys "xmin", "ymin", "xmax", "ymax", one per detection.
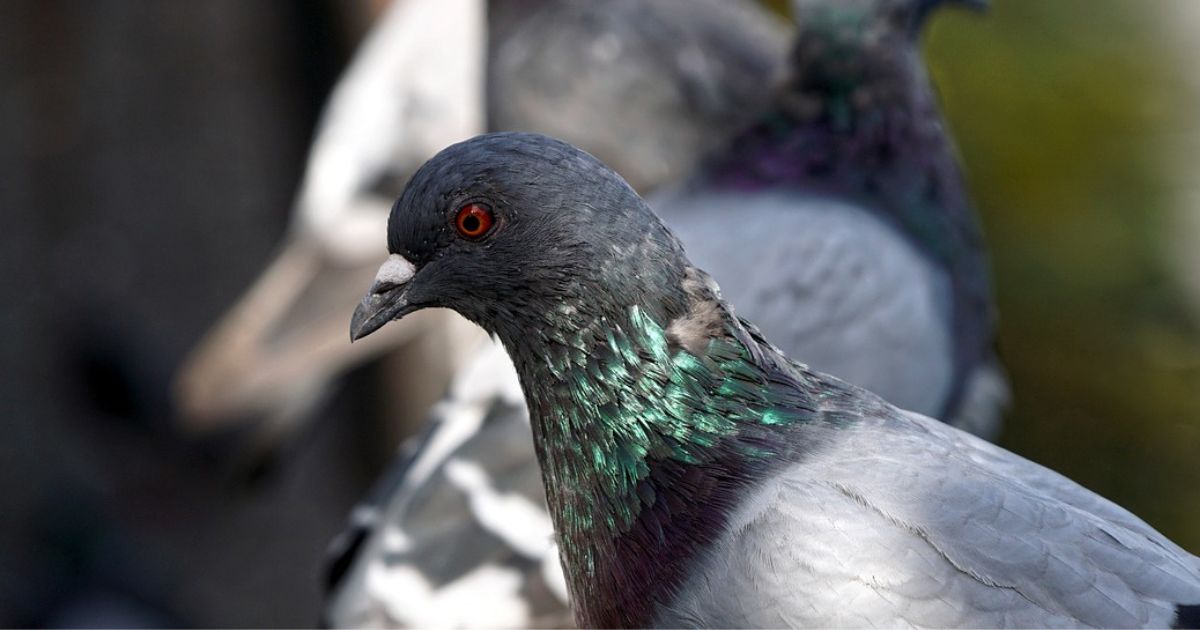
[
  {"xmin": 350, "ymin": 132, "xmax": 693, "ymax": 345},
  {"xmin": 791, "ymin": 0, "xmax": 987, "ymax": 39},
  {"xmin": 757, "ymin": 0, "xmax": 989, "ymax": 141}
]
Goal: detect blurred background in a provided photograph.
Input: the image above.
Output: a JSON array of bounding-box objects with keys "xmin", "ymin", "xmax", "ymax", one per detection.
[{"xmin": 1, "ymin": 0, "xmax": 1198, "ymax": 626}]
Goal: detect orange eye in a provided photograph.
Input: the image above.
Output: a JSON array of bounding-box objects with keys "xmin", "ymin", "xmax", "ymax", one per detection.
[{"xmin": 454, "ymin": 203, "xmax": 494, "ymax": 239}]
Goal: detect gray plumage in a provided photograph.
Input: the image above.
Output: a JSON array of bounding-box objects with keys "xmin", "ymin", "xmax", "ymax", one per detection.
[
  {"xmin": 659, "ymin": 191, "xmax": 960, "ymax": 425},
  {"xmin": 488, "ymin": 0, "xmax": 788, "ymax": 191},
  {"xmin": 661, "ymin": 409, "xmax": 1200, "ymax": 627}
]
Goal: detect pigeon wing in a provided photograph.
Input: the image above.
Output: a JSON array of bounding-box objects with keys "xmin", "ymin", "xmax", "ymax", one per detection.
[
  {"xmin": 322, "ymin": 342, "xmax": 568, "ymax": 628},
  {"xmin": 662, "ymin": 410, "xmax": 1200, "ymax": 627}
]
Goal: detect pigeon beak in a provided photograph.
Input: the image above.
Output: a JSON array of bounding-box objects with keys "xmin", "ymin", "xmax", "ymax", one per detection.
[{"xmin": 350, "ymin": 254, "xmax": 418, "ymax": 342}]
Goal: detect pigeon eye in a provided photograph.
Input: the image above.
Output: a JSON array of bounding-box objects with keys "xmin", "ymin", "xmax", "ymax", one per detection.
[{"xmin": 454, "ymin": 203, "xmax": 494, "ymax": 240}]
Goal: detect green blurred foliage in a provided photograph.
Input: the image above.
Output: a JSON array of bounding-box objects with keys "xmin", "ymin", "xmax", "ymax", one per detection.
[{"xmin": 926, "ymin": 0, "xmax": 1200, "ymax": 550}]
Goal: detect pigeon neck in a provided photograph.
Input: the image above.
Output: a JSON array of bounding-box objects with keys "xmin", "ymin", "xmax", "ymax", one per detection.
[{"xmin": 498, "ymin": 270, "xmax": 822, "ymax": 627}]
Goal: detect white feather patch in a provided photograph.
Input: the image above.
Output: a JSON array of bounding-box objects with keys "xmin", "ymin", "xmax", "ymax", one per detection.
[
  {"xmin": 444, "ymin": 458, "xmax": 556, "ymax": 559},
  {"xmin": 374, "ymin": 254, "xmax": 415, "ymax": 287},
  {"xmin": 667, "ymin": 268, "xmax": 726, "ymax": 355}
]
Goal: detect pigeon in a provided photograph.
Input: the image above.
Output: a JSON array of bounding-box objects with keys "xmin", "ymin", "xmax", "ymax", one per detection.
[
  {"xmin": 173, "ymin": 0, "xmax": 787, "ymax": 461},
  {"xmin": 174, "ymin": 0, "xmax": 492, "ymax": 459},
  {"xmin": 324, "ymin": 0, "xmax": 1006, "ymax": 625},
  {"xmin": 661, "ymin": 0, "xmax": 1005, "ymax": 437},
  {"xmin": 487, "ymin": 0, "xmax": 788, "ymax": 192},
  {"xmin": 350, "ymin": 132, "xmax": 1200, "ymax": 628},
  {"xmin": 322, "ymin": 341, "xmax": 569, "ymax": 628}
]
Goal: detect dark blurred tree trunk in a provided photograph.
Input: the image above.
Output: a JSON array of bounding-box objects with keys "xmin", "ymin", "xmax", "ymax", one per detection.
[{"xmin": 0, "ymin": 1, "xmax": 380, "ymax": 626}]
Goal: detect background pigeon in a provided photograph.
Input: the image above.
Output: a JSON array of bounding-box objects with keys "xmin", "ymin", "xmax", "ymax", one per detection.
[
  {"xmin": 351, "ymin": 131, "xmax": 1200, "ymax": 629},
  {"xmin": 324, "ymin": 0, "xmax": 1007, "ymax": 626},
  {"xmin": 660, "ymin": 0, "xmax": 1004, "ymax": 436},
  {"xmin": 175, "ymin": 0, "xmax": 491, "ymax": 466}
]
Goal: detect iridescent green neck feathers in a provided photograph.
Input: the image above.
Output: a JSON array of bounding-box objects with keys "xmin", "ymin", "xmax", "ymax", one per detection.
[{"xmin": 499, "ymin": 268, "xmax": 828, "ymax": 626}]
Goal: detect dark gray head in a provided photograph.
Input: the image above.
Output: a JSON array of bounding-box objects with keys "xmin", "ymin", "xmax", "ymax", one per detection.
[
  {"xmin": 791, "ymin": 0, "xmax": 987, "ymax": 38},
  {"xmin": 779, "ymin": 0, "xmax": 987, "ymax": 98},
  {"xmin": 350, "ymin": 132, "xmax": 691, "ymax": 344}
]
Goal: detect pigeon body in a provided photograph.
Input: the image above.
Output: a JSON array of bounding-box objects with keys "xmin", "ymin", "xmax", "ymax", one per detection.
[{"xmin": 351, "ymin": 132, "xmax": 1200, "ymax": 628}]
